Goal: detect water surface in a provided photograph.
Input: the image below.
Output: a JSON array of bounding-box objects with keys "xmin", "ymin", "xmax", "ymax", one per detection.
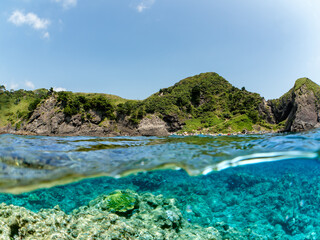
[{"xmin": 1, "ymin": 130, "xmax": 320, "ymax": 239}]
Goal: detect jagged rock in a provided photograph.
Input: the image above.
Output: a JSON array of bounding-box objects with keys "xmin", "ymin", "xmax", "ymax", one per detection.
[
  {"xmin": 21, "ymin": 96, "xmax": 179, "ymax": 137},
  {"xmin": 258, "ymin": 99, "xmax": 276, "ymax": 124},
  {"xmin": 138, "ymin": 115, "xmax": 169, "ymax": 136},
  {"xmin": 286, "ymin": 85, "xmax": 320, "ymax": 131},
  {"xmin": 268, "ymin": 78, "xmax": 320, "ymax": 132},
  {"xmin": 163, "ymin": 114, "xmax": 184, "ymax": 132}
]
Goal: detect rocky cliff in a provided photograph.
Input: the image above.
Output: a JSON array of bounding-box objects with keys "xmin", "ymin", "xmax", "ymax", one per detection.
[
  {"xmin": 267, "ymin": 78, "xmax": 320, "ymax": 132},
  {"xmin": 21, "ymin": 95, "xmax": 180, "ymax": 137}
]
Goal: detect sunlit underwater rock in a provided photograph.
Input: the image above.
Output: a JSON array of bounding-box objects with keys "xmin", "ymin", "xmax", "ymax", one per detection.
[
  {"xmin": 100, "ymin": 189, "xmax": 137, "ymax": 213},
  {"xmin": 0, "ymin": 191, "xmax": 221, "ymax": 240}
]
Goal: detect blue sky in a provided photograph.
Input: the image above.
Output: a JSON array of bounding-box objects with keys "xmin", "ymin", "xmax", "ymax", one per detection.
[{"xmin": 1, "ymin": 0, "xmax": 320, "ymax": 100}]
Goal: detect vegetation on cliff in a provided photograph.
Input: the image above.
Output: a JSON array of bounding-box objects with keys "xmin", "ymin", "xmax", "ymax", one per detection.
[
  {"xmin": 0, "ymin": 85, "xmax": 49, "ymax": 129},
  {"xmin": 270, "ymin": 78, "xmax": 320, "ymax": 110},
  {"xmin": 267, "ymin": 77, "xmax": 320, "ymax": 132},
  {"xmin": 142, "ymin": 72, "xmax": 267, "ymax": 133},
  {"xmin": 1, "ymin": 73, "xmax": 319, "ymax": 134}
]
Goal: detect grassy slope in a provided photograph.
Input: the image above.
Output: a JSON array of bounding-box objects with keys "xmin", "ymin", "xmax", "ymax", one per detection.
[
  {"xmin": 294, "ymin": 78, "xmax": 320, "ymax": 100},
  {"xmin": 72, "ymin": 92, "xmax": 128, "ymax": 105},
  {"xmin": 0, "ymin": 89, "xmax": 48, "ymax": 128},
  {"xmin": 0, "ymin": 88, "xmax": 130, "ymax": 128}
]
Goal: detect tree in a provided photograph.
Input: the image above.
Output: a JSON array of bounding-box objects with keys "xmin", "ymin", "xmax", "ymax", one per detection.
[{"xmin": 191, "ymin": 86, "xmax": 201, "ymax": 106}]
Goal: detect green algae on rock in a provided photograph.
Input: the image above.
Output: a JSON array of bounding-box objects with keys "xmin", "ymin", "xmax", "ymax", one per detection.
[
  {"xmin": 102, "ymin": 189, "xmax": 137, "ymax": 213},
  {"xmin": 0, "ymin": 190, "xmax": 220, "ymax": 240}
]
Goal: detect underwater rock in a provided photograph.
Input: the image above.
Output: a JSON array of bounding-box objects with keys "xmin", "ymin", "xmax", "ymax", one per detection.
[
  {"xmin": 101, "ymin": 189, "xmax": 138, "ymax": 213},
  {"xmin": 0, "ymin": 190, "xmax": 220, "ymax": 240},
  {"xmin": 226, "ymin": 172, "xmax": 264, "ymax": 190}
]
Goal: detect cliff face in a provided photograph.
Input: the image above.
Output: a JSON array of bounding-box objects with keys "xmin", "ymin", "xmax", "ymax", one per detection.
[
  {"xmin": 267, "ymin": 78, "xmax": 320, "ymax": 132},
  {"xmin": 22, "ymin": 96, "xmax": 180, "ymax": 136},
  {"xmin": 25, "ymin": 96, "xmax": 114, "ymax": 136}
]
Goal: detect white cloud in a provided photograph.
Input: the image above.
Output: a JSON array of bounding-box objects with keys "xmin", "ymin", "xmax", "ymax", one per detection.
[
  {"xmin": 53, "ymin": 0, "xmax": 77, "ymax": 9},
  {"xmin": 8, "ymin": 10, "xmax": 50, "ymax": 30},
  {"xmin": 10, "ymin": 83, "xmax": 19, "ymax": 90},
  {"xmin": 53, "ymin": 87, "xmax": 66, "ymax": 92},
  {"xmin": 136, "ymin": 0, "xmax": 155, "ymax": 12},
  {"xmin": 8, "ymin": 10, "xmax": 50, "ymax": 38},
  {"xmin": 43, "ymin": 32, "xmax": 50, "ymax": 39},
  {"xmin": 25, "ymin": 81, "xmax": 35, "ymax": 89}
]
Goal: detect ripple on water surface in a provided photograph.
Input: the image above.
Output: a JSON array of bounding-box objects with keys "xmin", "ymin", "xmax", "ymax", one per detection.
[
  {"xmin": 1, "ymin": 130, "xmax": 320, "ymax": 239},
  {"xmin": 0, "ymin": 130, "xmax": 320, "ymax": 193}
]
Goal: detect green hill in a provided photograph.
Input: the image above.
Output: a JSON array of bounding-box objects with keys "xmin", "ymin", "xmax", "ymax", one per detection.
[{"xmin": 141, "ymin": 72, "xmax": 268, "ymax": 133}]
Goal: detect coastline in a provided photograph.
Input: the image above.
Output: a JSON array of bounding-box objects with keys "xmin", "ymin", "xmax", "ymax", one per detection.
[
  {"xmin": 0, "ymin": 127, "xmax": 278, "ymax": 138},
  {"xmin": 173, "ymin": 130, "xmax": 276, "ymax": 137}
]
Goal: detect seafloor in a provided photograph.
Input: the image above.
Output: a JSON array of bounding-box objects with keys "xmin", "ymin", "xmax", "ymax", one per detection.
[{"xmin": 0, "ymin": 158, "xmax": 319, "ymax": 239}]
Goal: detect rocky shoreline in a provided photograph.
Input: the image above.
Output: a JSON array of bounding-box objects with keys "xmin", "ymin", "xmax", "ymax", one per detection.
[{"xmin": 0, "ymin": 126, "xmax": 276, "ymax": 138}]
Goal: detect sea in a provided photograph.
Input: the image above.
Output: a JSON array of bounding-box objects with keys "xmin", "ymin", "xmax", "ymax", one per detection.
[{"xmin": 1, "ymin": 130, "xmax": 320, "ymax": 239}]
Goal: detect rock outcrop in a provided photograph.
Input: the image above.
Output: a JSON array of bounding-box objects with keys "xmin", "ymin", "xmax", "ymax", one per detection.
[
  {"xmin": 267, "ymin": 78, "xmax": 320, "ymax": 132},
  {"xmin": 21, "ymin": 96, "xmax": 178, "ymax": 137},
  {"xmin": 138, "ymin": 115, "xmax": 169, "ymax": 136},
  {"xmin": 258, "ymin": 99, "xmax": 276, "ymax": 124}
]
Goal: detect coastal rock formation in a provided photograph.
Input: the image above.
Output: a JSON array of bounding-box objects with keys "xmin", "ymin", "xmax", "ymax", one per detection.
[
  {"xmin": 138, "ymin": 115, "xmax": 169, "ymax": 136},
  {"xmin": 23, "ymin": 96, "xmax": 115, "ymax": 136},
  {"xmin": 22, "ymin": 96, "xmax": 175, "ymax": 137},
  {"xmin": 267, "ymin": 78, "xmax": 320, "ymax": 132},
  {"xmin": 258, "ymin": 99, "xmax": 276, "ymax": 124},
  {"xmin": 286, "ymin": 85, "xmax": 319, "ymax": 131},
  {"xmin": 0, "ymin": 190, "xmax": 220, "ymax": 240}
]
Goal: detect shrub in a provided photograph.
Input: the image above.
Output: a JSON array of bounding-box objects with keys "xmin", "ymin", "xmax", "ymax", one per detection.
[{"xmin": 28, "ymin": 99, "xmax": 41, "ymax": 112}]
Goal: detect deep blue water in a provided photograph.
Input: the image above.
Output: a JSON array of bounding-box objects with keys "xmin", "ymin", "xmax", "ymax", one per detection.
[{"xmin": 1, "ymin": 130, "xmax": 320, "ymax": 239}]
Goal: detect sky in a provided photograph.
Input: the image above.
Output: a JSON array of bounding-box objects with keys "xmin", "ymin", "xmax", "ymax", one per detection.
[{"xmin": 1, "ymin": 0, "xmax": 320, "ymax": 100}]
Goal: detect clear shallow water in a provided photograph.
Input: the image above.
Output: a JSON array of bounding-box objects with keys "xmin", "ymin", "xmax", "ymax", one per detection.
[
  {"xmin": 1, "ymin": 130, "xmax": 320, "ymax": 239},
  {"xmin": 0, "ymin": 130, "xmax": 319, "ymax": 193}
]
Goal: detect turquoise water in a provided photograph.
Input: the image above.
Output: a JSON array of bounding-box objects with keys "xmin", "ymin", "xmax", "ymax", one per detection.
[{"xmin": 1, "ymin": 130, "xmax": 320, "ymax": 239}]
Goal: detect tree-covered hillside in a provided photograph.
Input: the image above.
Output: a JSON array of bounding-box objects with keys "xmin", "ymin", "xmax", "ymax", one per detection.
[
  {"xmin": 0, "ymin": 72, "xmax": 287, "ymax": 134},
  {"xmin": 141, "ymin": 72, "xmax": 271, "ymax": 133}
]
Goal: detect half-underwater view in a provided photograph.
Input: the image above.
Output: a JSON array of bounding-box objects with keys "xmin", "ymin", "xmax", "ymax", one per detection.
[{"xmin": 1, "ymin": 0, "xmax": 320, "ymax": 239}]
